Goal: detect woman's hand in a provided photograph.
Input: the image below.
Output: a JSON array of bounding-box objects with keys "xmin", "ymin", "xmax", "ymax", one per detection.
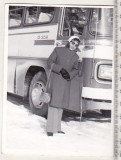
[{"xmin": 60, "ymin": 68, "xmax": 70, "ymax": 81}]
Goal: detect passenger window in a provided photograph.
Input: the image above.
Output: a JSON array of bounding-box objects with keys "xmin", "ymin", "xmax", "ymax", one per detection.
[
  {"xmin": 9, "ymin": 6, "xmax": 24, "ymax": 27},
  {"xmin": 89, "ymin": 8, "xmax": 113, "ymax": 36},
  {"xmin": 63, "ymin": 8, "xmax": 88, "ymax": 36},
  {"xmin": 38, "ymin": 7, "xmax": 54, "ymax": 23},
  {"xmin": 25, "ymin": 7, "xmax": 55, "ymax": 24},
  {"xmin": 25, "ymin": 7, "xmax": 38, "ymax": 24}
]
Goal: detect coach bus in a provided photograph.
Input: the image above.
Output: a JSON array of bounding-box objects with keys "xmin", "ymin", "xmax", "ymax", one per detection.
[{"xmin": 7, "ymin": 6, "xmax": 113, "ymax": 116}]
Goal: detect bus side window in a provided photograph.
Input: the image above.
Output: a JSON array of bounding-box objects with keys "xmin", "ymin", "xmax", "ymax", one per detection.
[
  {"xmin": 9, "ymin": 7, "xmax": 23, "ymax": 27},
  {"xmin": 62, "ymin": 8, "xmax": 71, "ymax": 36},
  {"xmin": 25, "ymin": 7, "xmax": 55, "ymax": 24},
  {"xmin": 38, "ymin": 7, "xmax": 54, "ymax": 23},
  {"xmin": 62, "ymin": 8, "xmax": 88, "ymax": 36},
  {"xmin": 25, "ymin": 7, "xmax": 38, "ymax": 24},
  {"xmin": 89, "ymin": 8, "xmax": 113, "ymax": 36}
]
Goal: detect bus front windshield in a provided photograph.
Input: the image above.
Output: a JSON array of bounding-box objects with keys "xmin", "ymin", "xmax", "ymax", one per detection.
[{"xmin": 89, "ymin": 8, "xmax": 113, "ymax": 37}]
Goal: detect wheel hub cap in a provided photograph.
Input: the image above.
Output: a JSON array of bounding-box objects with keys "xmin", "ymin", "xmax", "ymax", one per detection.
[{"xmin": 31, "ymin": 81, "xmax": 45, "ymax": 108}]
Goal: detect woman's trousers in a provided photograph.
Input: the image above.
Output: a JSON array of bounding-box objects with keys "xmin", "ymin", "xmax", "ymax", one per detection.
[{"xmin": 46, "ymin": 106, "xmax": 63, "ymax": 133}]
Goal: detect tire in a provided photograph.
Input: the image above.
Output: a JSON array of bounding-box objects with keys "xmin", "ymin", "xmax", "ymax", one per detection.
[
  {"xmin": 29, "ymin": 71, "xmax": 48, "ymax": 116},
  {"xmin": 24, "ymin": 72, "xmax": 33, "ymax": 100}
]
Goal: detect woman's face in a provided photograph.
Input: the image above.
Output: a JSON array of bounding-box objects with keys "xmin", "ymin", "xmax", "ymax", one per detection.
[{"xmin": 69, "ymin": 40, "xmax": 79, "ymax": 51}]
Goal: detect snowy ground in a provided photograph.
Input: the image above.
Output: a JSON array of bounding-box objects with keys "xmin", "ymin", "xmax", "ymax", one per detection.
[{"xmin": 2, "ymin": 95, "xmax": 113, "ymax": 157}]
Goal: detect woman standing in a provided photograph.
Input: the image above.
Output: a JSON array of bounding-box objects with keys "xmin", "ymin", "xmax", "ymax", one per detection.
[{"xmin": 46, "ymin": 36, "xmax": 81, "ymax": 136}]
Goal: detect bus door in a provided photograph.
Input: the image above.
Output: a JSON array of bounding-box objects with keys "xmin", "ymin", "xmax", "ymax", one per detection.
[{"xmin": 56, "ymin": 7, "xmax": 90, "ymax": 113}]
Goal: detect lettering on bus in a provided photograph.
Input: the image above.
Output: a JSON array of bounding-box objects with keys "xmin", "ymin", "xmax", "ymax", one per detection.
[{"xmin": 37, "ymin": 35, "xmax": 48, "ymax": 40}]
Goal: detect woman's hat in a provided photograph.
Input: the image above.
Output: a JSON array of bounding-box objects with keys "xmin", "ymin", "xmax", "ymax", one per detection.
[{"xmin": 68, "ymin": 35, "xmax": 81, "ymax": 43}]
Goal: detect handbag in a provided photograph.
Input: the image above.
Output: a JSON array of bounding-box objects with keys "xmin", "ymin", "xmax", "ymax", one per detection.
[{"xmin": 39, "ymin": 64, "xmax": 53, "ymax": 104}]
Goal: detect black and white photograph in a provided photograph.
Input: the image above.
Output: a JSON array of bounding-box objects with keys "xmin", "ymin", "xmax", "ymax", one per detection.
[{"xmin": 3, "ymin": 4, "xmax": 114, "ymax": 158}]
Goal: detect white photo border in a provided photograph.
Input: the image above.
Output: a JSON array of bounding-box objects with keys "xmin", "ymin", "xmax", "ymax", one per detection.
[{"xmin": 0, "ymin": 0, "xmax": 114, "ymax": 160}]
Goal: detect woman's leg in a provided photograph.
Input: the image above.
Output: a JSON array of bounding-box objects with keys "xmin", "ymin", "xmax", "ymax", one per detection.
[
  {"xmin": 57, "ymin": 108, "xmax": 63, "ymax": 132},
  {"xmin": 46, "ymin": 106, "xmax": 61, "ymax": 134}
]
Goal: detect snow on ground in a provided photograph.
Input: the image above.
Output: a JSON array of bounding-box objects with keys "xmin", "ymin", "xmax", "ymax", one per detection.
[{"xmin": 3, "ymin": 100, "xmax": 113, "ymax": 157}]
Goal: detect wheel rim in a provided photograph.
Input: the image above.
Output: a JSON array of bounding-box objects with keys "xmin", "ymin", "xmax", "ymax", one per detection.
[{"xmin": 31, "ymin": 81, "xmax": 45, "ymax": 108}]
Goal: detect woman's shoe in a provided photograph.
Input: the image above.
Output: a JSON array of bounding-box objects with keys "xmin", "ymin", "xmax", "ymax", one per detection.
[
  {"xmin": 58, "ymin": 131, "xmax": 65, "ymax": 134},
  {"xmin": 47, "ymin": 132, "xmax": 53, "ymax": 136}
]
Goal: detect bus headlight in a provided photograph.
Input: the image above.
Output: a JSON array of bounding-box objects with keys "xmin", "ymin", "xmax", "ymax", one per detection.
[{"xmin": 98, "ymin": 64, "xmax": 112, "ymax": 81}]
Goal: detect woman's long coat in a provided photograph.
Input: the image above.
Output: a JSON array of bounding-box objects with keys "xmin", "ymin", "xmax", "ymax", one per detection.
[{"xmin": 47, "ymin": 47, "xmax": 81, "ymax": 112}]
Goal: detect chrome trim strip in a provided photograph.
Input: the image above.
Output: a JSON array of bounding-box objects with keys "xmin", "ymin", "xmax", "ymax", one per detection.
[
  {"xmin": 9, "ymin": 30, "xmax": 49, "ymax": 36},
  {"xmin": 8, "ymin": 56, "xmax": 47, "ymax": 60}
]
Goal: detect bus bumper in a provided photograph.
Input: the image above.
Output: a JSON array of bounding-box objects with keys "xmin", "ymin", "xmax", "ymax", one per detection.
[{"xmin": 81, "ymin": 87, "xmax": 112, "ymax": 111}]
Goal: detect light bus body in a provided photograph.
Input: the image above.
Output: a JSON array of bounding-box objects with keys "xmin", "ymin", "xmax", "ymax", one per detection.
[{"xmin": 8, "ymin": 6, "xmax": 113, "ymax": 116}]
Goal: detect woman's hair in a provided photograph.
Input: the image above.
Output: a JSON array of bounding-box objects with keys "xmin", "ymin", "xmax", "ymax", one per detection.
[
  {"xmin": 65, "ymin": 41, "xmax": 70, "ymax": 48},
  {"xmin": 65, "ymin": 38, "xmax": 80, "ymax": 48},
  {"xmin": 73, "ymin": 38, "xmax": 80, "ymax": 44}
]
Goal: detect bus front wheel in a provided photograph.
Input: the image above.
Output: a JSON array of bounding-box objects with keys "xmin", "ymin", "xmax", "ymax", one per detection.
[{"xmin": 29, "ymin": 71, "xmax": 48, "ymax": 116}]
